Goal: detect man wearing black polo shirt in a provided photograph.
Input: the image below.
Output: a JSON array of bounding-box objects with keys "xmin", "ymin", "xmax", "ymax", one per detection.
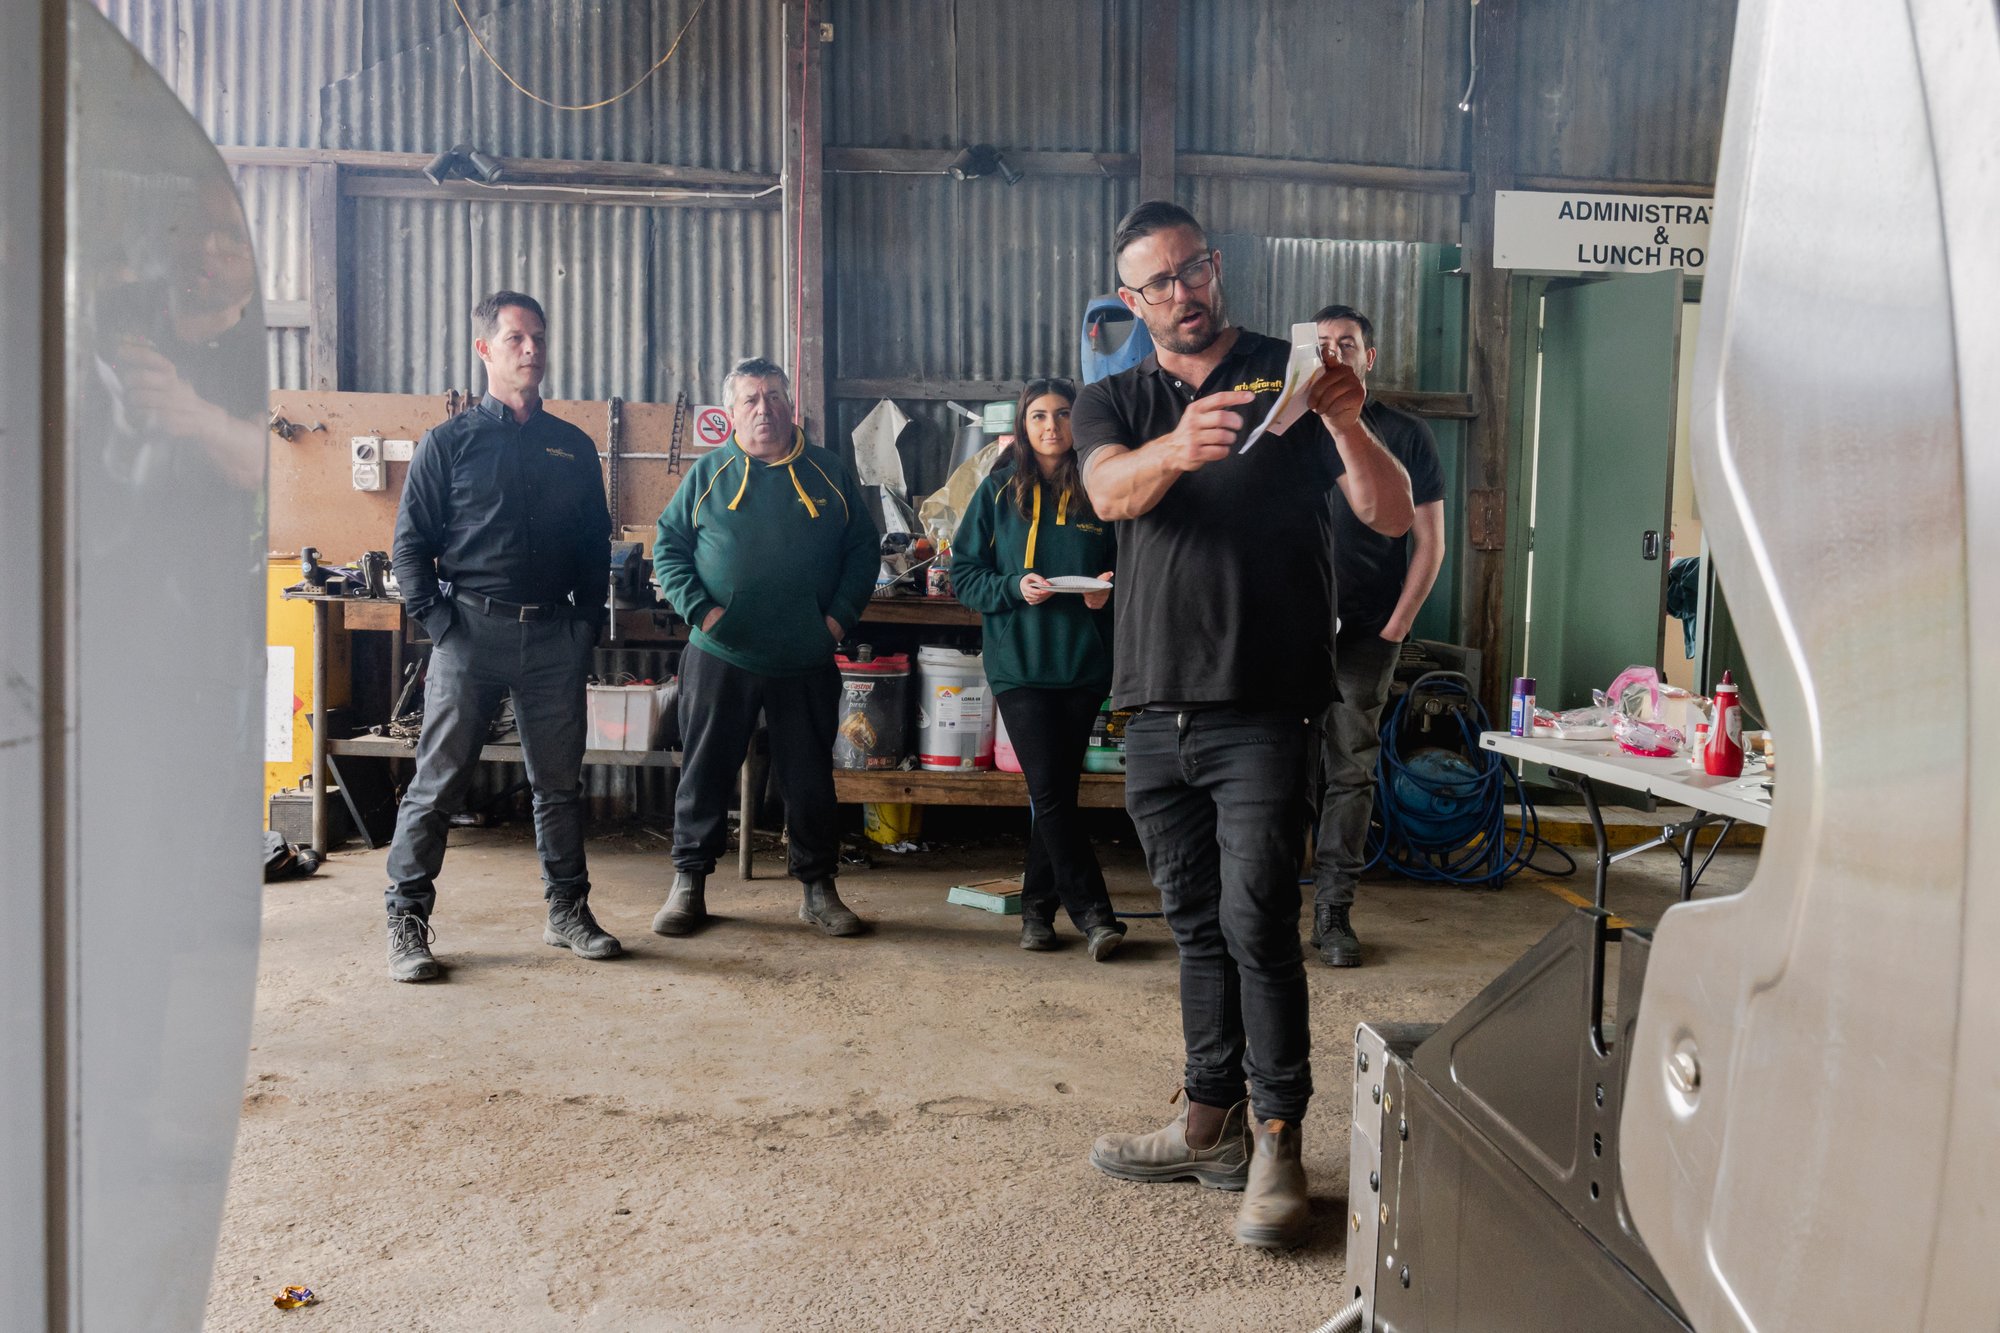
[
  {"xmin": 1309, "ymin": 304, "xmax": 1448, "ymax": 969},
  {"xmin": 383, "ymin": 290, "xmax": 618, "ymax": 982},
  {"xmin": 1076, "ymin": 202, "xmax": 1414, "ymax": 1250}
]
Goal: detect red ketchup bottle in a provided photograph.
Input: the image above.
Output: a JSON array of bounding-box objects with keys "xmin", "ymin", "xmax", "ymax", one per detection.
[{"xmin": 1704, "ymin": 670, "xmax": 1745, "ymax": 777}]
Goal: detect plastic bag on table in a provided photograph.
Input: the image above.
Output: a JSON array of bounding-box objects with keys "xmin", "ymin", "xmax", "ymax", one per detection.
[
  {"xmin": 915, "ymin": 439, "xmax": 1006, "ymax": 549},
  {"xmin": 1606, "ymin": 666, "xmax": 1664, "ymax": 720},
  {"xmin": 1551, "ymin": 702, "xmax": 1616, "ymax": 740},
  {"xmin": 1612, "ymin": 710, "xmax": 1684, "ymax": 758}
]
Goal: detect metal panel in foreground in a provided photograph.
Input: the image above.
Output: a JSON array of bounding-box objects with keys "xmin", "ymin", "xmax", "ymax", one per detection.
[
  {"xmin": 4, "ymin": 4, "xmax": 271, "ymax": 1326},
  {"xmin": 1346, "ymin": 915, "xmax": 1688, "ymax": 1331},
  {"xmin": 1623, "ymin": 0, "xmax": 2000, "ymax": 1326}
]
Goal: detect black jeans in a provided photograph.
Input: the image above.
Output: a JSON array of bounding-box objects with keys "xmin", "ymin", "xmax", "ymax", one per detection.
[
  {"xmin": 996, "ymin": 686, "xmax": 1118, "ymax": 932},
  {"xmin": 384, "ymin": 603, "xmax": 595, "ymax": 917},
  {"xmin": 673, "ymin": 643, "xmax": 842, "ymax": 883},
  {"xmin": 1313, "ymin": 628, "xmax": 1402, "ymax": 911},
  {"xmin": 1123, "ymin": 708, "xmax": 1313, "ymax": 1121}
]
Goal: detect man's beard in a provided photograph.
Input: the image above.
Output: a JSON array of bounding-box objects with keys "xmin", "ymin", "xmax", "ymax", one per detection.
[{"xmin": 1150, "ymin": 292, "xmax": 1226, "ymax": 356}]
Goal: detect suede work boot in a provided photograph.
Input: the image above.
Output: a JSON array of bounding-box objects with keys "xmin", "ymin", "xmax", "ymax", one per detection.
[
  {"xmin": 544, "ymin": 897, "xmax": 622, "ymax": 960},
  {"xmin": 1089, "ymin": 1092, "xmax": 1249, "ymax": 1191},
  {"xmin": 1234, "ymin": 1112, "xmax": 1311, "ymax": 1250},
  {"xmin": 652, "ymin": 871, "xmax": 708, "ymax": 936},
  {"xmin": 387, "ymin": 912, "xmax": 441, "ymax": 983},
  {"xmin": 1019, "ymin": 917, "xmax": 1058, "ymax": 951},
  {"xmin": 800, "ymin": 878, "xmax": 864, "ymax": 937},
  {"xmin": 1085, "ymin": 922, "xmax": 1126, "ymax": 962},
  {"xmin": 1313, "ymin": 902, "xmax": 1362, "ymax": 968}
]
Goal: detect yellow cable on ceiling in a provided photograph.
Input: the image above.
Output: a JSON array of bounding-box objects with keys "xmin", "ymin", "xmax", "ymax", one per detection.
[{"xmin": 452, "ymin": 0, "xmax": 711, "ymax": 113}]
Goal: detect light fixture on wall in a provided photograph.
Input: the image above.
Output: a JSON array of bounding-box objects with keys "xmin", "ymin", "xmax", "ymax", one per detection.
[
  {"xmin": 423, "ymin": 143, "xmax": 506, "ymax": 186},
  {"xmin": 946, "ymin": 143, "xmax": 1022, "ymax": 186}
]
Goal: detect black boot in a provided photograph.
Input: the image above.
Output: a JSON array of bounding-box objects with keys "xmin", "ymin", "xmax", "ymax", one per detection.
[
  {"xmin": 1019, "ymin": 917, "xmax": 1058, "ymax": 951},
  {"xmin": 386, "ymin": 911, "xmax": 441, "ymax": 983},
  {"xmin": 545, "ymin": 896, "xmax": 623, "ymax": 960},
  {"xmin": 652, "ymin": 870, "xmax": 708, "ymax": 936},
  {"xmin": 800, "ymin": 878, "xmax": 864, "ymax": 937},
  {"xmin": 1313, "ymin": 902, "xmax": 1361, "ymax": 968}
]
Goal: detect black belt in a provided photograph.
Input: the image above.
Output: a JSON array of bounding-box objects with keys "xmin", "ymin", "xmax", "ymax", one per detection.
[{"xmin": 452, "ymin": 588, "xmax": 571, "ymax": 622}]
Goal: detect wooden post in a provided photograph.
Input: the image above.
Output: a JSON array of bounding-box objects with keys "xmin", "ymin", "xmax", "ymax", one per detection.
[
  {"xmin": 1462, "ymin": 0, "xmax": 1521, "ymax": 714},
  {"xmin": 309, "ymin": 599, "xmax": 330, "ymax": 853},
  {"xmin": 783, "ymin": 0, "xmax": 827, "ymax": 438},
  {"xmin": 1138, "ymin": 0, "xmax": 1179, "ymax": 204},
  {"xmin": 306, "ymin": 162, "xmax": 341, "ymax": 391}
]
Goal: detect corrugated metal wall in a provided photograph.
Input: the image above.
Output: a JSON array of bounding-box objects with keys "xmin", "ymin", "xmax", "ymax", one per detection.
[
  {"xmin": 1180, "ymin": 0, "xmax": 1467, "ymax": 168},
  {"xmin": 96, "ymin": 0, "xmax": 1738, "ymax": 405},
  {"xmin": 95, "ymin": 0, "xmax": 783, "ymax": 397},
  {"xmin": 1214, "ymin": 237, "xmax": 1428, "ymax": 391},
  {"xmin": 1515, "ymin": 0, "xmax": 1738, "ymax": 183},
  {"xmin": 322, "ymin": 0, "xmax": 777, "ymax": 169}
]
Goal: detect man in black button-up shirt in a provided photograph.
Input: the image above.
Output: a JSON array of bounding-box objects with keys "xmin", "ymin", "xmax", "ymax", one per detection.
[{"xmin": 382, "ymin": 290, "xmax": 617, "ymax": 981}]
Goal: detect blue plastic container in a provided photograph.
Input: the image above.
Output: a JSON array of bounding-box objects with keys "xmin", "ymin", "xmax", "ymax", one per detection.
[{"xmin": 1080, "ymin": 295, "xmax": 1154, "ymax": 384}]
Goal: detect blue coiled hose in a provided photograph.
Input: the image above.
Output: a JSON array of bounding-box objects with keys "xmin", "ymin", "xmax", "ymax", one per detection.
[{"xmin": 1362, "ymin": 671, "xmax": 1573, "ymax": 887}]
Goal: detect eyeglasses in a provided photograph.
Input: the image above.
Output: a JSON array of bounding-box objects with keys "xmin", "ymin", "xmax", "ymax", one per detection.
[{"xmin": 1122, "ymin": 254, "xmax": 1216, "ymax": 306}]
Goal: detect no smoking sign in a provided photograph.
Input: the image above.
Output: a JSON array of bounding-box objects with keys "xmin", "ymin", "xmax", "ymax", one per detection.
[{"xmin": 693, "ymin": 406, "xmax": 732, "ymax": 447}]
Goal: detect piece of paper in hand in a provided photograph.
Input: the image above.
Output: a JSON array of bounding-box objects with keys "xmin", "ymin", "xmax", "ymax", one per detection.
[
  {"xmin": 1240, "ymin": 322, "xmax": 1325, "ymax": 452},
  {"xmin": 850, "ymin": 399, "xmax": 911, "ymax": 498}
]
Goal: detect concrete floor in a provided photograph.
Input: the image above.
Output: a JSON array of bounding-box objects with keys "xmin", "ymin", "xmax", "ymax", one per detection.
[{"xmin": 204, "ymin": 824, "xmax": 1755, "ymax": 1332}]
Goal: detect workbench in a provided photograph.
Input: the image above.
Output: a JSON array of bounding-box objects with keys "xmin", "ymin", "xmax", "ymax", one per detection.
[
  {"xmin": 285, "ymin": 590, "xmax": 1123, "ymax": 875},
  {"xmin": 284, "ymin": 591, "xmax": 706, "ymax": 861},
  {"xmin": 1479, "ymin": 731, "xmax": 1771, "ymax": 910}
]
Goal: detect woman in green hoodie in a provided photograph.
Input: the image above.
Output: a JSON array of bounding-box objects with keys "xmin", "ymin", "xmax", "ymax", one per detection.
[{"xmin": 952, "ymin": 379, "xmax": 1124, "ymax": 960}]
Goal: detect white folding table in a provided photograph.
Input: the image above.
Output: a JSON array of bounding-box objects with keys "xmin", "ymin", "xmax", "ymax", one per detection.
[{"xmin": 1480, "ymin": 731, "xmax": 1772, "ymax": 910}]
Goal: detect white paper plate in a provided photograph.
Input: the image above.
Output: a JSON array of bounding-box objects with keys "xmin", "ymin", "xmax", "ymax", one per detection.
[{"xmin": 1044, "ymin": 575, "xmax": 1111, "ymax": 593}]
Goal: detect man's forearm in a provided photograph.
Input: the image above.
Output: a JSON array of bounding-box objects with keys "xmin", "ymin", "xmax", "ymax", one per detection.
[
  {"xmin": 1084, "ymin": 440, "xmax": 1179, "ymax": 521},
  {"xmin": 1392, "ymin": 532, "xmax": 1440, "ymax": 632},
  {"xmin": 1332, "ymin": 421, "xmax": 1414, "ymax": 536}
]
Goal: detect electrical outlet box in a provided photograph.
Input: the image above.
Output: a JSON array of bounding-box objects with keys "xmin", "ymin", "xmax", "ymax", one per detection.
[
  {"xmin": 383, "ymin": 438, "xmax": 415, "ymax": 462},
  {"xmin": 350, "ymin": 435, "xmax": 385, "ymax": 492}
]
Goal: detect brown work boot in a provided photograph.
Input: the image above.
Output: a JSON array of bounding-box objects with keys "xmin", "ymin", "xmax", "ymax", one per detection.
[
  {"xmin": 801, "ymin": 878, "xmax": 866, "ymax": 937},
  {"xmin": 1089, "ymin": 1092, "xmax": 1248, "ymax": 1191},
  {"xmin": 651, "ymin": 871, "xmax": 707, "ymax": 936},
  {"xmin": 1234, "ymin": 1111, "xmax": 1311, "ymax": 1249}
]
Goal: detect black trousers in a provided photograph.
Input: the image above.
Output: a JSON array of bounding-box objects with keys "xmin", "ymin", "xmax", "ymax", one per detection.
[
  {"xmin": 996, "ymin": 686, "xmax": 1118, "ymax": 932},
  {"xmin": 1123, "ymin": 708, "xmax": 1313, "ymax": 1121},
  {"xmin": 673, "ymin": 643, "xmax": 842, "ymax": 883},
  {"xmin": 384, "ymin": 604, "xmax": 595, "ymax": 918}
]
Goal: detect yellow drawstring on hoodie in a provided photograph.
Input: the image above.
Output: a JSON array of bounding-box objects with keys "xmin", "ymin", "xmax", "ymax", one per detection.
[
  {"xmin": 725, "ymin": 427, "xmax": 819, "ymax": 517},
  {"xmin": 1022, "ymin": 482, "xmax": 1072, "ymax": 570}
]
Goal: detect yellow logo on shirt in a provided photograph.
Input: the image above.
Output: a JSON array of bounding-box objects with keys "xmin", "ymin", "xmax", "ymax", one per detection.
[
  {"xmin": 800, "ymin": 494, "xmax": 831, "ymax": 509},
  {"xmin": 1076, "ymin": 522, "xmax": 1106, "ymax": 534},
  {"xmin": 1233, "ymin": 378, "xmax": 1283, "ymax": 394},
  {"xmin": 545, "ymin": 447, "xmax": 575, "ymax": 461}
]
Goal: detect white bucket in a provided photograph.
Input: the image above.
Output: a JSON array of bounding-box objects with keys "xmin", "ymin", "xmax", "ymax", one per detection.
[
  {"xmin": 917, "ymin": 646, "xmax": 995, "ymax": 771},
  {"xmin": 993, "ymin": 706, "xmax": 1022, "ymax": 773}
]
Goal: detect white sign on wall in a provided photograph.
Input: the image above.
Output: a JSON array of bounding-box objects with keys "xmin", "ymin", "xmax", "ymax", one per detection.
[
  {"xmin": 1494, "ymin": 190, "xmax": 1713, "ymax": 276},
  {"xmin": 265, "ymin": 645, "xmax": 294, "ymax": 763}
]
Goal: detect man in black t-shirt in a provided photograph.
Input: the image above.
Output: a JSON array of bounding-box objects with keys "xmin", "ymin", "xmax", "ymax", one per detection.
[
  {"xmin": 1309, "ymin": 305, "xmax": 1448, "ymax": 969},
  {"xmin": 1074, "ymin": 203, "xmax": 1415, "ymax": 1251}
]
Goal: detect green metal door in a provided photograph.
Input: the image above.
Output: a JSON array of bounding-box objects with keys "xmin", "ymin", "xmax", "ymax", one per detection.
[{"xmin": 1523, "ymin": 271, "xmax": 1682, "ymax": 710}]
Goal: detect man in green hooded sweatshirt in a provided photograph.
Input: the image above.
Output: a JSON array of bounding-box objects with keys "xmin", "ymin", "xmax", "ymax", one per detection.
[{"xmin": 652, "ymin": 358, "xmax": 879, "ymax": 937}]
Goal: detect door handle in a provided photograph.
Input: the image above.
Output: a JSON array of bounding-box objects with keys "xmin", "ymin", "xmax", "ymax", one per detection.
[{"xmin": 1642, "ymin": 530, "xmax": 1663, "ymax": 561}]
